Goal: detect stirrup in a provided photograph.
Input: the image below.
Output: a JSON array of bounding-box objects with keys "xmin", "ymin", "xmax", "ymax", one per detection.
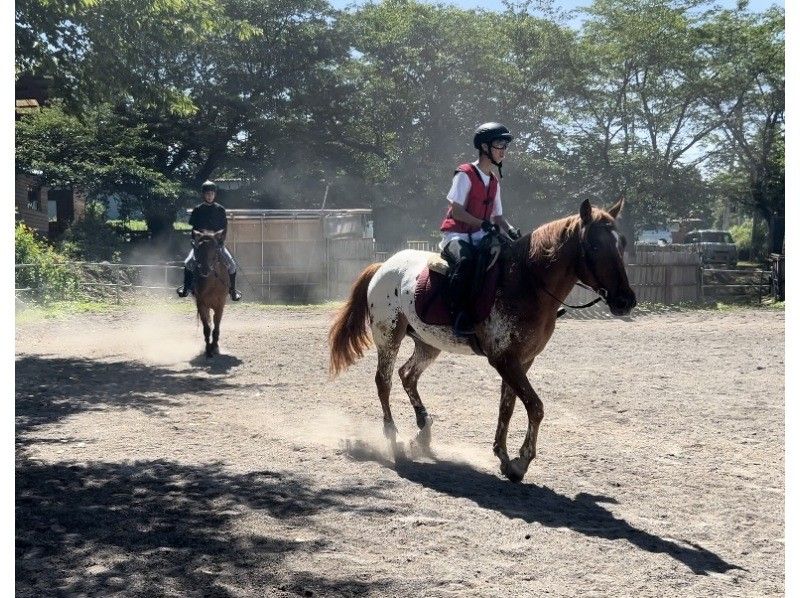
[{"xmin": 452, "ymin": 312, "xmax": 475, "ymax": 337}]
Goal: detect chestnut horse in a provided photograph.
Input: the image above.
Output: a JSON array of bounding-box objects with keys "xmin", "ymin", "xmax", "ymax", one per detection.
[
  {"xmin": 192, "ymin": 229, "xmax": 229, "ymax": 357},
  {"xmin": 329, "ymin": 199, "xmax": 636, "ymax": 482}
]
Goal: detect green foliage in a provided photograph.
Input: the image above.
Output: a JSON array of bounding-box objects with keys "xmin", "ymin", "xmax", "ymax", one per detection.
[
  {"xmin": 729, "ymin": 218, "xmax": 767, "ymax": 259},
  {"xmin": 15, "ymin": 0, "xmax": 785, "ymax": 244},
  {"xmin": 16, "ymin": 104, "xmax": 185, "ymax": 236},
  {"xmin": 15, "ymin": 223, "xmax": 80, "ymax": 302},
  {"xmin": 58, "ymin": 203, "xmax": 126, "ymax": 261}
]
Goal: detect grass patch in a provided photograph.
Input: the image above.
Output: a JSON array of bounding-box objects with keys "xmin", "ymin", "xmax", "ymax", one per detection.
[
  {"xmin": 107, "ymin": 220, "xmax": 192, "ymax": 232},
  {"xmin": 15, "ymin": 300, "xmax": 120, "ymax": 324}
]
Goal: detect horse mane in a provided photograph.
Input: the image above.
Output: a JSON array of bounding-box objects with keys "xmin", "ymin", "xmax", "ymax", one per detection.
[
  {"xmin": 529, "ymin": 215, "xmax": 581, "ymax": 264},
  {"xmin": 528, "ymin": 207, "xmax": 611, "ymax": 264}
]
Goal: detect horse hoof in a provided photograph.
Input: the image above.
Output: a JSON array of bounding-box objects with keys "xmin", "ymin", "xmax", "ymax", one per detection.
[{"xmin": 503, "ymin": 458, "xmax": 527, "ymax": 483}]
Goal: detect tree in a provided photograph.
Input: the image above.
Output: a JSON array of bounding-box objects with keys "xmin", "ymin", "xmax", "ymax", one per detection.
[
  {"xmin": 554, "ymin": 0, "xmax": 725, "ymax": 247},
  {"xmin": 16, "ymin": 104, "xmax": 184, "ymax": 236},
  {"xmin": 699, "ymin": 6, "xmax": 784, "ymax": 256}
]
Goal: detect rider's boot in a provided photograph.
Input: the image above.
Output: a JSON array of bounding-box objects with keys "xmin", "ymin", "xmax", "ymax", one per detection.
[
  {"xmin": 229, "ymin": 272, "xmax": 242, "ymax": 301},
  {"xmin": 176, "ymin": 268, "xmax": 193, "ymax": 298}
]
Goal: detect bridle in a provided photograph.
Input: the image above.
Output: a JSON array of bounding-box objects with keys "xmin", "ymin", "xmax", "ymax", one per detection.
[
  {"xmin": 194, "ymin": 236, "xmax": 222, "ymax": 279},
  {"xmin": 540, "ymin": 222, "xmax": 622, "ymax": 310}
]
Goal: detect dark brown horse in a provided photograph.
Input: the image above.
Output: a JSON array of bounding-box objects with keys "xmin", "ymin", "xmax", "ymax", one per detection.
[
  {"xmin": 329, "ymin": 198, "xmax": 636, "ymax": 482},
  {"xmin": 192, "ymin": 229, "xmax": 229, "ymax": 357}
]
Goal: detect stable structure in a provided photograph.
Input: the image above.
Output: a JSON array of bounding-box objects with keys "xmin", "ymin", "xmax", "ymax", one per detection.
[{"xmin": 222, "ymin": 209, "xmax": 374, "ymax": 302}]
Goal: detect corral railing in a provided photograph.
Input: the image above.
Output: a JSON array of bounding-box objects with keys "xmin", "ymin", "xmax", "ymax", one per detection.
[
  {"xmin": 14, "ymin": 245, "xmax": 777, "ymax": 307},
  {"xmin": 15, "ymin": 262, "xmax": 186, "ymax": 304}
]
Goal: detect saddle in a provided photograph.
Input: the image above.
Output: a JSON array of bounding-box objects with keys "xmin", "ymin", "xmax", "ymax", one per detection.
[{"xmin": 414, "ymin": 234, "xmax": 503, "ymax": 327}]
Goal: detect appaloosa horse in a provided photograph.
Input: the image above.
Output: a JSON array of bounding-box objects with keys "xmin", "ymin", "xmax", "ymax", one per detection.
[
  {"xmin": 329, "ymin": 198, "xmax": 636, "ymax": 482},
  {"xmin": 192, "ymin": 229, "xmax": 229, "ymax": 357}
]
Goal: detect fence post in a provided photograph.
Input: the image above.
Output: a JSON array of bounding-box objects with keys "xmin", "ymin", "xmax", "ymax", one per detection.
[{"xmin": 115, "ymin": 265, "xmax": 121, "ymax": 305}]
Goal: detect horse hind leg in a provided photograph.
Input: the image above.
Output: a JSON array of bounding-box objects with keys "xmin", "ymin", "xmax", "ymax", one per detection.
[
  {"xmin": 372, "ymin": 314, "xmax": 407, "ymax": 459},
  {"xmin": 398, "ymin": 338, "xmax": 440, "ymax": 454}
]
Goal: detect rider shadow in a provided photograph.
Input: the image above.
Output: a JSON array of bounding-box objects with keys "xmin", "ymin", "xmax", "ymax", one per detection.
[
  {"xmin": 189, "ymin": 352, "xmax": 242, "ymax": 374},
  {"xmin": 343, "ymin": 439, "xmax": 742, "ymax": 577}
]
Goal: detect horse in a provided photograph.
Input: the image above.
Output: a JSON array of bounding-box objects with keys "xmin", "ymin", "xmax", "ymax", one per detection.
[
  {"xmin": 192, "ymin": 229, "xmax": 229, "ymax": 357},
  {"xmin": 328, "ymin": 198, "xmax": 636, "ymax": 482}
]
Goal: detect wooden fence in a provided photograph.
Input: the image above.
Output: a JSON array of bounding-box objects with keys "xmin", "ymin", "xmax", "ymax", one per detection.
[{"xmin": 626, "ymin": 245, "xmax": 702, "ymax": 304}]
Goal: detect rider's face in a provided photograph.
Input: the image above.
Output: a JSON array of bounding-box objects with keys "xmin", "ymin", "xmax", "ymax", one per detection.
[
  {"xmin": 202, "ymin": 190, "xmax": 216, "ymax": 203},
  {"xmin": 490, "ymin": 141, "xmax": 508, "ymax": 162},
  {"xmin": 483, "ymin": 141, "xmax": 508, "ymax": 163}
]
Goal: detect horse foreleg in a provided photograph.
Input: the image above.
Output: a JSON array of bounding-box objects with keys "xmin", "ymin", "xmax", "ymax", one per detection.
[
  {"xmin": 211, "ymin": 304, "xmax": 223, "ymax": 355},
  {"xmin": 398, "ymin": 339, "xmax": 440, "ymax": 453},
  {"xmin": 490, "ymin": 359, "xmax": 543, "ymax": 482},
  {"xmin": 493, "ymin": 381, "xmax": 516, "ymax": 475},
  {"xmin": 493, "ymin": 360, "xmax": 533, "ymax": 476},
  {"xmin": 198, "ymin": 304, "xmax": 212, "ymax": 356}
]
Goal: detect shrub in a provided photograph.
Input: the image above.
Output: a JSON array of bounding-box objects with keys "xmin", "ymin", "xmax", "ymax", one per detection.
[
  {"xmin": 15, "ymin": 223, "xmax": 80, "ymax": 302},
  {"xmin": 729, "ymin": 218, "xmax": 768, "ymax": 260},
  {"xmin": 59, "ymin": 202, "xmax": 126, "ymax": 261}
]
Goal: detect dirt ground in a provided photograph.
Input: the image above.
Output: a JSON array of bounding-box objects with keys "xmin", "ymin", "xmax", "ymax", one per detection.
[{"xmin": 15, "ymin": 302, "xmax": 784, "ymax": 597}]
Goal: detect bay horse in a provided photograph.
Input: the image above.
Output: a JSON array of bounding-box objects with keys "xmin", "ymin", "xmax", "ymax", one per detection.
[
  {"xmin": 192, "ymin": 229, "xmax": 229, "ymax": 357},
  {"xmin": 329, "ymin": 198, "xmax": 636, "ymax": 482}
]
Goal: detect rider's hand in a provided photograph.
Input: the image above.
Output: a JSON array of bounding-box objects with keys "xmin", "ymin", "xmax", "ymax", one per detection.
[
  {"xmin": 481, "ymin": 220, "xmax": 494, "ymax": 233},
  {"xmin": 508, "ymin": 227, "xmax": 522, "ymax": 240}
]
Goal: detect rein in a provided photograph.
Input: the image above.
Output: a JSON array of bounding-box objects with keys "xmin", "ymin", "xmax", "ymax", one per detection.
[{"xmin": 194, "ymin": 239, "xmax": 229, "ymax": 289}]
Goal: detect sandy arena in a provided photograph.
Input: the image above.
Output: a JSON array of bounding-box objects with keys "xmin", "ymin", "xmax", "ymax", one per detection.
[{"xmin": 15, "ymin": 303, "xmax": 784, "ymax": 597}]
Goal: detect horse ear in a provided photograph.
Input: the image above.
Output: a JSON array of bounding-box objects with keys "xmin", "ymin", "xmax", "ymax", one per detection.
[
  {"xmin": 608, "ymin": 196, "xmax": 625, "ymax": 219},
  {"xmin": 580, "ymin": 199, "xmax": 592, "ymax": 225}
]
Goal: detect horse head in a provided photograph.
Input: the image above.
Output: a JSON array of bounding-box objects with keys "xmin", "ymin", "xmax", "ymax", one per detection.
[
  {"xmin": 192, "ymin": 229, "xmax": 224, "ymax": 278},
  {"xmin": 575, "ymin": 198, "xmax": 637, "ymax": 316}
]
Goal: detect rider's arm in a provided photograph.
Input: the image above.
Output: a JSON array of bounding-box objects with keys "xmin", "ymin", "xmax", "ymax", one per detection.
[
  {"xmin": 447, "ymin": 172, "xmax": 486, "ymax": 228},
  {"xmin": 450, "ymin": 202, "xmax": 486, "ymax": 229},
  {"xmin": 220, "ymin": 206, "xmax": 228, "ymax": 243}
]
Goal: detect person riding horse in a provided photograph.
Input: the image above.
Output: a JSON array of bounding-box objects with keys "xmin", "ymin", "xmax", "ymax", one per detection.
[
  {"xmin": 176, "ymin": 180, "xmax": 242, "ymax": 301},
  {"xmin": 439, "ymin": 122, "xmax": 522, "ymax": 336}
]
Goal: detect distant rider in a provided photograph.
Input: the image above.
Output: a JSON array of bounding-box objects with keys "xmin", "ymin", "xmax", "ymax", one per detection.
[{"xmin": 176, "ymin": 180, "xmax": 242, "ymax": 301}]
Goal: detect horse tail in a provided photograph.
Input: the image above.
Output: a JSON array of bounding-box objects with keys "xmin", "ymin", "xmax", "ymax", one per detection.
[{"xmin": 329, "ymin": 262, "xmax": 383, "ymax": 377}]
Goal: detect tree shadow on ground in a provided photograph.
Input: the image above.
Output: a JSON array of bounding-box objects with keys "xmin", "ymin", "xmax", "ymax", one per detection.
[
  {"xmin": 16, "ymin": 458, "xmax": 391, "ymax": 597},
  {"xmin": 343, "ymin": 440, "xmax": 742, "ymax": 576},
  {"xmin": 15, "ymin": 354, "xmax": 248, "ymax": 438}
]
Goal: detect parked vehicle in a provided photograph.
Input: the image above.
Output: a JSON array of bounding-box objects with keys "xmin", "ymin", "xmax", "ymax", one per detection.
[{"xmin": 684, "ymin": 229, "xmax": 737, "ymax": 266}]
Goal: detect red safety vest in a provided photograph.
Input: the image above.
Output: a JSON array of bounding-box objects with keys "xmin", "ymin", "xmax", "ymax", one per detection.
[{"xmin": 440, "ymin": 163, "xmax": 498, "ymax": 233}]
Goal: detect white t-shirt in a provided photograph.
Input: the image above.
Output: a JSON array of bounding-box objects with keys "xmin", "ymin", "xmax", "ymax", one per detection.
[{"xmin": 439, "ymin": 161, "xmax": 503, "ymax": 250}]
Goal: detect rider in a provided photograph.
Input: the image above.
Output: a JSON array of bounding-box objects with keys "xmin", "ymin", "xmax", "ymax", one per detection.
[
  {"xmin": 439, "ymin": 122, "xmax": 522, "ymax": 336},
  {"xmin": 176, "ymin": 180, "xmax": 242, "ymax": 301}
]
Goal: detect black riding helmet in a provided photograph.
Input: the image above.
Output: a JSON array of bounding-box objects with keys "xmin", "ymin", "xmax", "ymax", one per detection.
[
  {"xmin": 201, "ymin": 180, "xmax": 217, "ymax": 193},
  {"xmin": 473, "ymin": 122, "xmax": 513, "ymax": 178}
]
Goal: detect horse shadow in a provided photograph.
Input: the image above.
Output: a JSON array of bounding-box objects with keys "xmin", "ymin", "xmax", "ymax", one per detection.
[
  {"xmin": 189, "ymin": 353, "xmax": 243, "ymax": 374},
  {"xmin": 343, "ymin": 440, "xmax": 742, "ymax": 576}
]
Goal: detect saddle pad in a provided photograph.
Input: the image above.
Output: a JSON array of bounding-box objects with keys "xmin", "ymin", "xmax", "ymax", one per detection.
[
  {"xmin": 426, "ymin": 252, "xmax": 449, "ymax": 276},
  {"xmin": 414, "ymin": 264, "xmax": 501, "ymax": 326}
]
